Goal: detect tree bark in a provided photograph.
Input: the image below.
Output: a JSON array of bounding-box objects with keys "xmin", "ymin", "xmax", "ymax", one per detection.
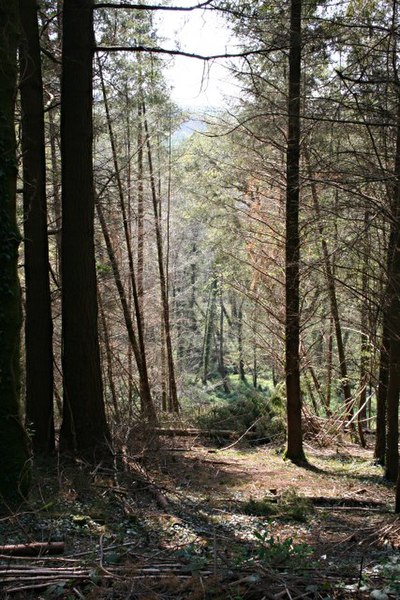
[
  {"xmin": 97, "ymin": 60, "xmax": 156, "ymax": 421},
  {"xmin": 305, "ymin": 148, "xmax": 354, "ymax": 425},
  {"xmin": 374, "ymin": 315, "xmax": 389, "ymax": 464},
  {"xmin": 143, "ymin": 101, "xmax": 179, "ymax": 412},
  {"xmin": 19, "ymin": 0, "xmax": 55, "ymax": 454},
  {"xmin": 59, "ymin": 0, "xmax": 110, "ymax": 458},
  {"xmin": 95, "ymin": 198, "xmax": 158, "ymax": 424},
  {"xmin": 285, "ymin": 0, "xmax": 305, "ymax": 463},
  {"xmin": 202, "ymin": 276, "xmax": 218, "ymax": 385},
  {"xmin": 0, "ymin": 0, "xmax": 31, "ymax": 502},
  {"xmin": 384, "ymin": 98, "xmax": 400, "ymax": 482},
  {"xmin": 358, "ymin": 211, "xmax": 370, "ymax": 449}
]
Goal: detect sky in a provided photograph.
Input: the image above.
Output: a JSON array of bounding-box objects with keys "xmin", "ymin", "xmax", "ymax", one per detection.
[{"xmin": 155, "ymin": 1, "xmax": 240, "ymax": 108}]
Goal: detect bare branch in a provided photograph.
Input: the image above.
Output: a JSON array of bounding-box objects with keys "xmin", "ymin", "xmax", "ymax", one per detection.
[
  {"xmin": 94, "ymin": 0, "xmax": 215, "ymax": 10},
  {"xmin": 95, "ymin": 44, "xmax": 286, "ymax": 60}
]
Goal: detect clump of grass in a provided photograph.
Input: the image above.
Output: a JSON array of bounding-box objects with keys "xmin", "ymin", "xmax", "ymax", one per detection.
[
  {"xmin": 243, "ymin": 488, "xmax": 313, "ymax": 522},
  {"xmin": 243, "ymin": 496, "xmax": 278, "ymax": 517}
]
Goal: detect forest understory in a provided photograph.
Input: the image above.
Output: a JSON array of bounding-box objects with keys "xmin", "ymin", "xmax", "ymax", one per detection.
[{"xmin": 0, "ymin": 435, "xmax": 399, "ymax": 600}]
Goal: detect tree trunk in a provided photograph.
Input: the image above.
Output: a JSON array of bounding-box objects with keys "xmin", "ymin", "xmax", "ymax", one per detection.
[
  {"xmin": 59, "ymin": 0, "xmax": 110, "ymax": 458},
  {"xmin": 98, "ymin": 291, "xmax": 120, "ymax": 422},
  {"xmin": 285, "ymin": 0, "xmax": 305, "ymax": 463},
  {"xmin": 143, "ymin": 101, "xmax": 179, "ymax": 412},
  {"xmin": 97, "ymin": 60, "xmax": 156, "ymax": 421},
  {"xmin": 137, "ymin": 101, "xmax": 145, "ymax": 317},
  {"xmin": 0, "ymin": 0, "xmax": 31, "ymax": 502},
  {"xmin": 358, "ymin": 211, "xmax": 370, "ymax": 449},
  {"xmin": 305, "ymin": 149, "xmax": 354, "ymax": 424},
  {"xmin": 95, "ymin": 198, "xmax": 158, "ymax": 424},
  {"xmin": 384, "ymin": 98, "xmax": 400, "ymax": 482},
  {"xmin": 374, "ymin": 316, "xmax": 389, "ymax": 464},
  {"xmin": 202, "ymin": 276, "xmax": 218, "ymax": 385},
  {"xmin": 237, "ymin": 301, "xmax": 246, "ymax": 382},
  {"xmin": 218, "ymin": 281, "xmax": 230, "ymax": 393},
  {"xmin": 19, "ymin": 0, "xmax": 55, "ymax": 454}
]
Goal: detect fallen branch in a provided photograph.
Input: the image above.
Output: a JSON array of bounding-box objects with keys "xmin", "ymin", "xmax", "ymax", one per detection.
[
  {"xmin": 213, "ymin": 418, "xmax": 262, "ymax": 452},
  {"xmin": 0, "ymin": 542, "xmax": 64, "ymax": 556}
]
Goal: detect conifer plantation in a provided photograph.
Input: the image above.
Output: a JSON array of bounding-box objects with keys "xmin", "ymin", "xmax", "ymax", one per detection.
[{"xmin": 1, "ymin": 0, "xmax": 400, "ymax": 597}]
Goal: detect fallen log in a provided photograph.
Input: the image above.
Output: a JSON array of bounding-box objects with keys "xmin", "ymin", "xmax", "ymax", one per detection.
[
  {"xmin": 153, "ymin": 428, "xmax": 258, "ymax": 438},
  {"xmin": 0, "ymin": 542, "xmax": 64, "ymax": 556}
]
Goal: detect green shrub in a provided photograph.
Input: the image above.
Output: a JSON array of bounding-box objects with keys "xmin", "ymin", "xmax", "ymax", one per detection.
[{"xmin": 196, "ymin": 381, "xmax": 286, "ymax": 443}]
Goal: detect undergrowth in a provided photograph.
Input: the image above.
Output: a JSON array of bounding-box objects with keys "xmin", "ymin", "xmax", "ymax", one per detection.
[
  {"xmin": 194, "ymin": 380, "xmax": 286, "ymax": 443},
  {"xmin": 243, "ymin": 488, "xmax": 314, "ymax": 522}
]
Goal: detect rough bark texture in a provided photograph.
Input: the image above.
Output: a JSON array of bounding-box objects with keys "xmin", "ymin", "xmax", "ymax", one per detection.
[
  {"xmin": 0, "ymin": 0, "xmax": 31, "ymax": 502},
  {"xmin": 285, "ymin": 0, "xmax": 305, "ymax": 463},
  {"xmin": 20, "ymin": 0, "xmax": 55, "ymax": 454},
  {"xmin": 396, "ymin": 466, "xmax": 400, "ymax": 513},
  {"xmin": 384, "ymin": 99, "xmax": 400, "ymax": 482},
  {"xmin": 374, "ymin": 317, "xmax": 389, "ymax": 464},
  {"xmin": 59, "ymin": 0, "xmax": 110, "ymax": 458}
]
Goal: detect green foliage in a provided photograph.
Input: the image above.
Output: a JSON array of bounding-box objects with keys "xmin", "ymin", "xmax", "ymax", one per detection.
[
  {"xmin": 243, "ymin": 488, "xmax": 313, "ymax": 522},
  {"xmin": 196, "ymin": 381, "xmax": 286, "ymax": 443},
  {"xmin": 253, "ymin": 528, "xmax": 313, "ymax": 566}
]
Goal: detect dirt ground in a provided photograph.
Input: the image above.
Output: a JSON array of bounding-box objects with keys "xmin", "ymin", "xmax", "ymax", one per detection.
[{"xmin": 0, "ymin": 435, "xmax": 399, "ymax": 599}]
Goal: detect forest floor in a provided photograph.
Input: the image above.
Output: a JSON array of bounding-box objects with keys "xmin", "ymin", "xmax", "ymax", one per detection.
[{"xmin": 0, "ymin": 434, "xmax": 399, "ymax": 599}]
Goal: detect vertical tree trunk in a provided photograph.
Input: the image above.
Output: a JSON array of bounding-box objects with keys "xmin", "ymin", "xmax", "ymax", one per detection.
[
  {"xmin": 306, "ymin": 149, "xmax": 354, "ymax": 424},
  {"xmin": 97, "ymin": 60, "xmax": 156, "ymax": 421},
  {"xmin": 218, "ymin": 281, "xmax": 230, "ymax": 394},
  {"xmin": 238, "ymin": 301, "xmax": 246, "ymax": 382},
  {"xmin": 98, "ymin": 291, "xmax": 120, "ymax": 422},
  {"xmin": 59, "ymin": 0, "xmax": 110, "ymax": 458},
  {"xmin": 0, "ymin": 0, "xmax": 31, "ymax": 501},
  {"xmin": 143, "ymin": 102, "xmax": 179, "ymax": 412},
  {"xmin": 395, "ymin": 468, "xmax": 400, "ymax": 513},
  {"xmin": 202, "ymin": 276, "xmax": 218, "ymax": 385},
  {"xmin": 375, "ymin": 316, "xmax": 389, "ymax": 464},
  {"xmin": 385, "ymin": 98, "xmax": 400, "ymax": 482},
  {"xmin": 95, "ymin": 198, "xmax": 158, "ymax": 424},
  {"xmin": 137, "ymin": 101, "xmax": 145, "ymax": 317},
  {"xmin": 19, "ymin": 0, "xmax": 55, "ymax": 454},
  {"xmin": 358, "ymin": 211, "xmax": 370, "ymax": 448},
  {"xmin": 285, "ymin": 0, "xmax": 305, "ymax": 463},
  {"xmin": 326, "ymin": 316, "xmax": 333, "ymax": 411}
]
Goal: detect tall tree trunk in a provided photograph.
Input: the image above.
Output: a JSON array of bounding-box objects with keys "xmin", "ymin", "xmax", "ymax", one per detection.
[
  {"xmin": 98, "ymin": 291, "xmax": 120, "ymax": 422},
  {"xmin": 358, "ymin": 211, "xmax": 371, "ymax": 448},
  {"xmin": 326, "ymin": 317, "xmax": 334, "ymax": 411},
  {"xmin": 305, "ymin": 149, "xmax": 354, "ymax": 424},
  {"xmin": 59, "ymin": 0, "xmax": 110, "ymax": 458},
  {"xmin": 396, "ymin": 468, "xmax": 400, "ymax": 513},
  {"xmin": 238, "ymin": 301, "xmax": 246, "ymax": 382},
  {"xmin": 385, "ymin": 98, "xmax": 400, "ymax": 482},
  {"xmin": 19, "ymin": 0, "xmax": 55, "ymax": 454},
  {"xmin": 285, "ymin": 0, "xmax": 305, "ymax": 463},
  {"xmin": 95, "ymin": 198, "xmax": 158, "ymax": 424},
  {"xmin": 218, "ymin": 281, "xmax": 230, "ymax": 393},
  {"xmin": 202, "ymin": 276, "xmax": 218, "ymax": 385},
  {"xmin": 375, "ymin": 315, "xmax": 389, "ymax": 464},
  {"xmin": 0, "ymin": 0, "xmax": 31, "ymax": 502},
  {"xmin": 143, "ymin": 101, "xmax": 179, "ymax": 412},
  {"xmin": 137, "ymin": 101, "xmax": 145, "ymax": 317},
  {"xmin": 97, "ymin": 59, "xmax": 156, "ymax": 421}
]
